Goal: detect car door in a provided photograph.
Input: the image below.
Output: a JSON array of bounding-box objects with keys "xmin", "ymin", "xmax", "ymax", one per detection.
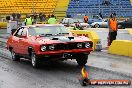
[
  {"xmin": 18, "ymin": 28, "xmax": 29, "ymax": 55},
  {"xmin": 12, "ymin": 27, "xmax": 23, "ymax": 54}
]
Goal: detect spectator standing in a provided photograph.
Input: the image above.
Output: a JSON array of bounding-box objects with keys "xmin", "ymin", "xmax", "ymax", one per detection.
[
  {"xmin": 24, "ymin": 14, "xmax": 33, "ymax": 26},
  {"xmin": 108, "ymin": 13, "xmax": 118, "ymax": 46},
  {"xmin": 33, "ymin": 12, "xmax": 37, "ymax": 23},
  {"xmin": 16, "ymin": 13, "xmax": 21, "ymax": 19},
  {"xmin": 39, "ymin": 12, "xmax": 43, "ymax": 22},
  {"xmin": 43, "ymin": 13, "xmax": 46, "ymax": 21},
  {"xmin": 12, "ymin": 13, "xmax": 16, "ymax": 21},
  {"xmin": 99, "ymin": 12, "xmax": 103, "ymax": 19},
  {"xmin": 48, "ymin": 14, "xmax": 50, "ymax": 18},
  {"xmin": 48, "ymin": 15, "xmax": 57, "ymax": 24},
  {"xmin": 84, "ymin": 15, "xmax": 89, "ymax": 23}
]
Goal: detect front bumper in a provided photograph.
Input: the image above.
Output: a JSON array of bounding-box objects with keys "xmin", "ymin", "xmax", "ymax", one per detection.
[{"xmin": 36, "ymin": 48, "xmax": 93, "ymax": 58}]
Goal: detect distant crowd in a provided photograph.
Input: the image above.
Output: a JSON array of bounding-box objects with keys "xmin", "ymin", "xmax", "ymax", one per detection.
[{"xmin": 6, "ymin": 12, "xmax": 56, "ymax": 23}]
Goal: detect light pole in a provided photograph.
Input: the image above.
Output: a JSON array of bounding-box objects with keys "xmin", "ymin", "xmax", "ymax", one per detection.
[{"xmin": 32, "ymin": 0, "xmax": 35, "ymax": 14}]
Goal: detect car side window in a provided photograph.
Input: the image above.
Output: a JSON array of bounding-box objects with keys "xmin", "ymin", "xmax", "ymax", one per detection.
[
  {"xmin": 14, "ymin": 28, "xmax": 24, "ymax": 37},
  {"xmin": 21, "ymin": 28, "xmax": 27, "ymax": 36}
]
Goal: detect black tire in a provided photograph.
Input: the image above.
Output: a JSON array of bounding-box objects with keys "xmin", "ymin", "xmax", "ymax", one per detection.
[
  {"xmin": 11, "ymin": 49, "xmax": 20, "ymax": 61},
  {"xmin": 76, "ymin": 54, "xmax": 88, "ymax": 66},
  {"xmin": 94, "ymin": 24, "xmax": 100, "ymax": 28},
  {"xmin": 31, "ymin": 51, "xmax": 40, "ymax": 68}
]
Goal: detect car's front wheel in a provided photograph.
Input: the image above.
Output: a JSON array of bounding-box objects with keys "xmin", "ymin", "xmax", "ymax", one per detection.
[
  {"xmin": 94, "ymin": 24, "xmax": 100, "ymax": 28},
  {"xmin": 31, "ymin": 51, "xmax": 40, "ymax": 68},
  {"xmin": 76, "ymin": 54, "xmax": 88, "ymax": 66},
  {"xmin": 11, "ymin": 49, "xmax": 20, "ymax": 61}
]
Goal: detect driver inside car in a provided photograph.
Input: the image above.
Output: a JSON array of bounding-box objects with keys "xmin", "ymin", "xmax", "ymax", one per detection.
[{"xmin": 73, "ymin": 22, "xmax": 83, "ymax": 30}]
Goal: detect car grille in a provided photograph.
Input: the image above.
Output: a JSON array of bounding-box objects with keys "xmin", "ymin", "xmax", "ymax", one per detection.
[
  {"xmin": 55, "ymin": 43, "xmax": 77, "ymax": 50},
  {"xmin": 54, "ymin": 42, "xmax": 93, "ymax": 50}
]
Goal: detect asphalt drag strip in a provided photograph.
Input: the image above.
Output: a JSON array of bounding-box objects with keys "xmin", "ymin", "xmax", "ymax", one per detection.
[{"xmin": 0, "ymin": 47, "xmax": 132, "ymax": 88}]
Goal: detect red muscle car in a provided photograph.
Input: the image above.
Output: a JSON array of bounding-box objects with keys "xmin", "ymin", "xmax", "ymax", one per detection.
[{"xmin": 6, "ymin": 24, "xmax": 93, "ymax": 68}]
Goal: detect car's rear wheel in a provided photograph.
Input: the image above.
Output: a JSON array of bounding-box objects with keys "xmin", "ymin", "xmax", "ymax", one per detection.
[
  {"xmin": 94, "ymin": 24, "xmax": 100, "ymax": 28},
  {"xmin": 76, "ymin": 54, "xmax": 88, "ymax": 66},
  {"xmin": 31, "ymin": 51, "xmax": 40, "ymax": 68},
  {"xmin": 11, "ymin": 49, "xmax": 20, "ymax": 61}
]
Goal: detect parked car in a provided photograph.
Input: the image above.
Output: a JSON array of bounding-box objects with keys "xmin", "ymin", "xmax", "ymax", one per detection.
[
  {"xmin": 90, "ymin": 19, "xmax": 108, "ymax": 28},
  {"xmin": 61, "ymin": 18, "xmax": 89, "ymax": 28},
  {"xmin": 6, "ymin": 24, "xmax": 93, "ymax": 68},
  {"xmin": 118, "ymin": 18, "xmax": 132, "ymax": 29},
  {"xmin": 88, "ymin": 15, "xmax": 103, "ymax": 24}
]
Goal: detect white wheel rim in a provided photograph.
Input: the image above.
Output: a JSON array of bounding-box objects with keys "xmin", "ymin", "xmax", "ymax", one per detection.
[
  {"xmin": 31, "ymin": 54, "xmax": 36, "ymax": 67},
  {"xmin": 95, "ymin": 24, "xmax": 99, "ymax": 28}
]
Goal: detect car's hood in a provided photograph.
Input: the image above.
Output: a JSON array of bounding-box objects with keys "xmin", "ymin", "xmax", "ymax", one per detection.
[{"xmin": 35, "ymin": 36, "xmax": 91, "ymax": 44}]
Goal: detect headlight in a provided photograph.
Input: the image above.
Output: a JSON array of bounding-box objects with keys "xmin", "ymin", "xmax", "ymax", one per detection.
[
  {"xmin": 77, "ymin": 43, "xmax": 83, "ymax": 48},
  {"xmin": 41, "ymin": 46, "xmax": 47, "ymax": 51},
  {"xmin": 49, "ymin": 45, "xmax": 55, "ymax": 50},
  {"xmin": 85, "ymin": 42, "xmax": 91, "ymax": 48}
]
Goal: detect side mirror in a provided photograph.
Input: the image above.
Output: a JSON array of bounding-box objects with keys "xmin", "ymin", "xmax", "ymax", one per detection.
[{"xmin": 20, "ymin": 35, "xmax": 27, "ymax": 38}]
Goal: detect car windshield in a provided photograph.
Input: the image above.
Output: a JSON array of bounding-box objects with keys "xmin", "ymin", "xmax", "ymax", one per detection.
[{"xmin": 28, "ymin": 25, "xmax": 69, "ymax": 36}]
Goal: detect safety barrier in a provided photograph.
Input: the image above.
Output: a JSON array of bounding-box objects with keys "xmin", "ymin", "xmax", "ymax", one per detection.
[
  {"xmin": 70, "ymin": 30, "xmax": 101, "ymax": 50},
  {"xmin": 108, "ymin": 40, "xmax": 132, "ymax": 57},
  {"xmin": 0, "ymin": 22, "xmax": 7, "ymax": 28},
  {"xmin": 88, "ymin": 28, "xmax": 109, "ymax": 48}
]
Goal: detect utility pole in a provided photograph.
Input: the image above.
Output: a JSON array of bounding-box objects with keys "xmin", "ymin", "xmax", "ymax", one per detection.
[{"xmin": 32, "ymin": 0, "xmax": 35, "ymax": 14}]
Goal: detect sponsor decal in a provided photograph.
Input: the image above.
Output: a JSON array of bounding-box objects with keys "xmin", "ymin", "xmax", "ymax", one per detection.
[
  {"xmin": 76, "ymin": 34, "xmax": 89, "ymax": 37},
  {"xmin": 79, "ymin": 67, "xmax": 131, "ymax": 86}
]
